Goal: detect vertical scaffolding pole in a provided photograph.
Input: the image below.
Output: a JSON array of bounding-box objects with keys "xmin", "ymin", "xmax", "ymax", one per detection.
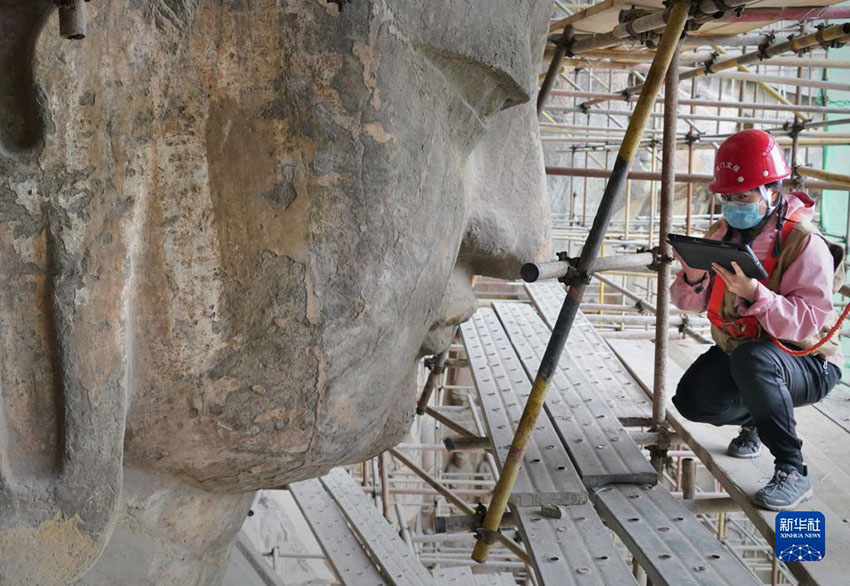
[
  {"xmin": 651, "ymin": 43, "xmax": 679, "ymax": 473},
  {"xmin": 471, "ymin": 0, "xmax": 691, "ymax": 563},
  {"xmin": 682, "ymin": 458, "xmax": 696, "ymax": 500},
  {"xmin": 379, "ymin": 452, "xmax": 390, "ymax": 519},
  {"xmin": 686, "ymin": 67, "xmax": 697, "ymax": 236}
]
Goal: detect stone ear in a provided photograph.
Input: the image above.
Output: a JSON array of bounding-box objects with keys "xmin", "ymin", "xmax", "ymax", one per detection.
[{"xmin": 0, "ymin": 2, "xmax": 54, "ymax": 155}]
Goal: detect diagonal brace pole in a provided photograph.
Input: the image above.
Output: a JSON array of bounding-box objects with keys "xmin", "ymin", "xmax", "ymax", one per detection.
[{"xmin": 471, "ymin": 0, "xmax": 692, "ymax": 564}]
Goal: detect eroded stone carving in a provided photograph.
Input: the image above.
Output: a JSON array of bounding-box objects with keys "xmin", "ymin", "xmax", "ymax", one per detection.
[{"xmin": 0, "ymin": 1, "xmax": 552, "ymax": 582}]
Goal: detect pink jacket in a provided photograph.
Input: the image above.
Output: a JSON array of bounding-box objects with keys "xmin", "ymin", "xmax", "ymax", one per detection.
[{"xmin": 670, "ymin": 192, "xmax": 844, "ymax": 367}]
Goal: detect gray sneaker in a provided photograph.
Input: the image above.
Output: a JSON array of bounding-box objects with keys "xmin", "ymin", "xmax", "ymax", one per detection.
[
  {"xmin": 752, "ymin": 465, "xmax": 813, "ymax": 511},
  {"xmin": 727, "ymin": 425, "xmax": 761, "ymax": 458}
]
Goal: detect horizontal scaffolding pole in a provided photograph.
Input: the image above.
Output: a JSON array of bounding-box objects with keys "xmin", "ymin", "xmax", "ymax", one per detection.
[
  {"xmin": 600, "ymin": 329, "xmax": 693, "ymax": 340},
  {"xmin": 582, "ymin": 313, "xmax": 710, "ymax": 328},
  {"xmin": 711, "ymin": 70, "xmax": 850, "ymax": 92},
  {"xmin": 521, "ymin": 252, "xmax": 656, "ymax": 282},
  {"xmin": 544, "ymin": 107, "xmax": 794, "ymax": 126},
  {"xmin": 542, "ymin": 137, "xmax": 850, "ymax": 152},
  {"xmin": 715, "ymin": 5, "xmax": 850, "ymax": 22},
  {"xmin": 592, "ymin": 273, "xmax": 714, "ymax": 345},
  {"xmin": 547, "ymin": 166, "xmax": 712, "ymax": 183},
  {"xmin": 546, "ymin": 166, "xmax": 850, "ymax": 191},
  {"xmin": 550, "ymin": 56, "xmax": 850, "ymax": 73},
  {"xmin": 557, "ymin": 50, "xmax": 846, "ymax": 70},
  {"xmin": 579, "ymin": 24, "xmax": 850, "ymax": 108},
  {"xmin": 797, "ymin": 166, "xmax": 850, "ymax": 188},
  {"xmin": 548, "ymin": 90, "xmax": 850, "ymax": 115},
  {"xmin": 580, "ymin": 302, "xmax": 689, "ymax": 314}
]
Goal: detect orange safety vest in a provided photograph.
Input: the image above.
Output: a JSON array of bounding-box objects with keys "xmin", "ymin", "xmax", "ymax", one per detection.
[{"xmin": 706, "ymin": 214, "xmax": 799, "ymax": 340}]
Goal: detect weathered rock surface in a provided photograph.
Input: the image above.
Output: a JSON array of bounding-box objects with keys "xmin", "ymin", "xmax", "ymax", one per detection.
[{"xmin": 0, "ymin": 0, "xmax": 551, "ymax": 582}]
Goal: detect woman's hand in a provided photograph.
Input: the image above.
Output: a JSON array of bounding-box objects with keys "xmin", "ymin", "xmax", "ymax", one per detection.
[
  {"xmin": 672, "ymin": 249, "xmax": 707, "ymax": 284},
  {"xmin": 711, "ymin": 261, "xmax": 759, "ymax": 302}
]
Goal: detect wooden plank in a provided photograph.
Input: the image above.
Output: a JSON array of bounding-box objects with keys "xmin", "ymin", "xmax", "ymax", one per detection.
[
  {"xmin": 524, "ymin": 282, "xmax": 652, "ymax": 423},
  {"xmin": 515, "ymin": 504, "xmax": 638, "ymax": 586},
  {"xmin": 608, "ymin": 337, "xmax": 850, "ymax": 586},
  {"xmin": 593, "ymin": 484, "xmax": 760, "ymax": 586},
  {"xmin": 289, "ymin": 477, "xmax": 387, "ymax": 586},
  {"xmin": 319, "ymin": 469, "xmax": 434, "ymax": 586},
  {"xmin": 493, "ymin": 301, "xmax": 656, "ymax": 488},
  {"xmin": 814, "ymin": 384, "xmax": 850, "ymax": 434},
  {"xmin": 461, "ymin": 310, "xmax": 587, "ymax": 506}
]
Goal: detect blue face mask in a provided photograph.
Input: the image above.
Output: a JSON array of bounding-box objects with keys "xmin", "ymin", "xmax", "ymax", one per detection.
[{"xmin": 722, "ymin": 201, "xmax": 766, "ymax": 230}]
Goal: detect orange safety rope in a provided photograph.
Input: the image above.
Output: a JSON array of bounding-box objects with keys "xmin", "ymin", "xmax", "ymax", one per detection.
[{"xmin": 771, "ymin": 301, "xmax": 850, "ymax": 356}]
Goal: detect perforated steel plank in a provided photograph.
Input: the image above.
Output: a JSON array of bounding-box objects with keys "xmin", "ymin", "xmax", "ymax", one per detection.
[
  {"xmin": 524, "ymin": 282, "xmax": 652, "ymax": 423},
  {"xmin": 290, "ymin": 477, "xmax": 387, "ymax": 586},
  {"xmin": 493, "ymin": 302, "xmax": 656, "ymax": 488},
  {"xmin": 461, "ymin": 310, "xmax": 587, "ymax": 506},
  {"xmin": 320, "ymin": 469, "xmax": 434, "ymax": 586},
  {"xmin": 432, "ymin": 567, "xmax": 516, "ymax": 586},
  {"xmin": 432, "ymin": 566, "xmax": 475, "ymax": 586},
  {"xmin": 515, "ymin": 504, "xmax": 637, "ymax": 586},
  {"xmin": 593, "ymin": 484, "xmax": 760, "ymax": 586}
]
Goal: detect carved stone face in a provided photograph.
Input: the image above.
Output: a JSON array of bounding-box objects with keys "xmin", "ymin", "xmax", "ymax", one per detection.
[{"xmin": 0, "ymin": 0, "xmax": 550, "ymax": 579}]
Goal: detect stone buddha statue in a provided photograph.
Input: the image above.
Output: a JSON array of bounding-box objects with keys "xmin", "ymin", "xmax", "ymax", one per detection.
[{"xmin": 0, "ymin": 1, "xmax": 552, "ymax": 582}]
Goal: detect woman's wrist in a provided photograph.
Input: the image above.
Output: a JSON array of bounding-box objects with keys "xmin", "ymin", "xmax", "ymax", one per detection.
[{"xmin": 682, "ymin": 270, "xmax": 707, "ymax": 285}]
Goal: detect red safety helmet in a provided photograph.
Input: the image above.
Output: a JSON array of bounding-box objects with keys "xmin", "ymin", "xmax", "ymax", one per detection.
[{"xmin": 709, "ymin": 129, "xmax": 791, "ymax": 194}]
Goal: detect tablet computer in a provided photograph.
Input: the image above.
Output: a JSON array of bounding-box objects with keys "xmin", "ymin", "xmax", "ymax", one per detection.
[{"xmin": 667, "ymin": 233, "xmax": 768, "ymax": 280}]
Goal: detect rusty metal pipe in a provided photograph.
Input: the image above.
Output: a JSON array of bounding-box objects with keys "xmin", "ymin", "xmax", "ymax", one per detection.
[
  {"xmin": 58, "ymin": 0, "xmax": 87, "ymax": 40},
  {"xmin": 651, "ymin": 44, "xmax": 678, "ymax": 471},
  {"xmin": 423, "ymin": 406, "xmax": 477, "ymax": 439},
  {"xmin": 388, "ymin": 448, "xmax": 530, "ymax": 564},
  {"xmin": 443, "ymin": 436, "xmax": 491, "ymax": 451},
  {"xmin": 416, "ymin": 342, "xmax": 452, "ymax": 415},
  {"xmin": 682, "ymin": 458, "xmax": 696, "ymax": 500}
]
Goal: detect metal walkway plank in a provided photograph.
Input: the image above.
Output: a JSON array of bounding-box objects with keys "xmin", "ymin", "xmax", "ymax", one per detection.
[
  {"xmin": 319, "ymin": 468, "xmax": 435, "ymax": 586},
  {"xmin": 461, "ymin": 310, "xmax": 587, "ymax": 506},
  {"xmin": 515, "ymin": 504, "xmax": 638, "ymax": 586},
  {"xmin": 493, "ymin": 302, "xmax": 656, "ymax": 488},
  {"xmin": 524, "ymin": 283, "xmax": 651, "ymax": 424},
  {"xmin": 289, "ymin": 477, "xmax": 388, "ymax": 586},
  {"xmin": 593, "ymin": 484, "xmax": 760, "ymax": 586},
  {"xmin": 611, "ymin": 336, "xmax": 850, "ymax": 586},
  {"xmin": 432, "ymin": 567, "xmax": 516, "ymax": 586}
]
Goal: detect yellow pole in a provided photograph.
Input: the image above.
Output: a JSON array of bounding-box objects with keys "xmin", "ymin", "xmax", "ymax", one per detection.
[
  {"xmin": 470, "ymin": 0, "xmax": 692, "ymax": 564},
  {"xmin": 796, "ymin": 166, "xmax": 850, "ymax": 188}
]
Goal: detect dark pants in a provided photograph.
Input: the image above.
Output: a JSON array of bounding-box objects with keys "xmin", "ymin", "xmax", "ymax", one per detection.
[{"xmin": 672, "ymin": 341, "xmax": 841, "ymax": 473}]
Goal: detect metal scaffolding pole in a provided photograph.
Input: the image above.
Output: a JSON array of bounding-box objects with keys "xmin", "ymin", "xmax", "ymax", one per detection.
[
  {"xmin": 470, "ymin": 0, "xmax": 691, "ymax": 564},
  {"xmin": 388, "ymin": 448, "xmax": 531, "ymax": 564},
  {"xmin": 549, "ymin": 89, "xmax": 850, "ymax": 115},
  {"xmin": 545, "ymin": 166, "xmax": 850, "ymax": 192},
  {"xmin": 651, "ymin": 43, "xmax": 679, "ymax": 472},
  {"xmin": 582, "ymin": 24, "xmax": 850, "ymax": 109}
]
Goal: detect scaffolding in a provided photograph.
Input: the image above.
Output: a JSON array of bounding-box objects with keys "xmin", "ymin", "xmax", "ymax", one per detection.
[{"xmin": 240, "ymin": 3, "xmax": 850, "ymax": 585}]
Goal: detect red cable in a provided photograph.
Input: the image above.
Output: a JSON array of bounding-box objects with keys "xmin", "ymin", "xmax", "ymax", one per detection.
[{"xmin": 771, "ymin": 301, "xmax": 850, "ymax": 357}]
